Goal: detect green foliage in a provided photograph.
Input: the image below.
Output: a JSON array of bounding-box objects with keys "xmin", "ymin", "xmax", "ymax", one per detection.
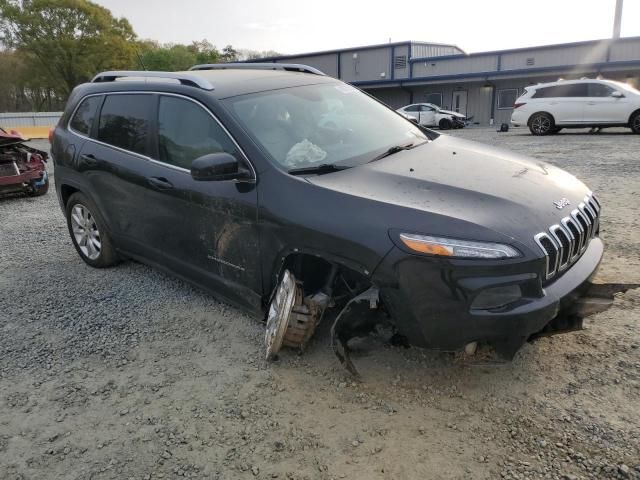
[
  {"xmin": 0, "ymin": 0, "xmax": 138, "ymax": 97},
  {"xmin": 0, "ymin": 0, "xmax": 249, "ymax": 110}
]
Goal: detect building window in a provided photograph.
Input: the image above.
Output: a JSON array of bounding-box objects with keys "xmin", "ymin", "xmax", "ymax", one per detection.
[
  {"xmin": 497, "ymin": 88, "xmax": 519, "ymax": 109},
  {"xmin": 526, "ymin": 57, "xmax": 535, "ymax": 66},
  {"xmin": 394, "ymin": 55, "xmax": 407, "ymax": 69},
  {"xmin": 424, "ymin": 92, "xmax": 442, "ymax": 106}
]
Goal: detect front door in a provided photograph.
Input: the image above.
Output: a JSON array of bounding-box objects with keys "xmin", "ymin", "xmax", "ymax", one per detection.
[
  {"xmin": 584, "ymin": 82, "xmax": 630, "ymax": 123},
  {"xmin": 147, "ymin": 94, "xmax": 261, "ymax": 310},
  {"xmin": 451, "ymin": 91, "xmax": 467, "ymax": 116}
]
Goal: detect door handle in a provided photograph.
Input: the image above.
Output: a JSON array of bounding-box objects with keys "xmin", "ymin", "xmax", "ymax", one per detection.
[
  {"xmin": 79, "ymin": 153, "xmax": 98, "ymax": 167},
  {"xmin": 587, "ymin": 102, "xmax": 597, "ymax": 105},
  {"xmin": 147, "ymin": 176, "xmax": 174, "ymax": 190}
]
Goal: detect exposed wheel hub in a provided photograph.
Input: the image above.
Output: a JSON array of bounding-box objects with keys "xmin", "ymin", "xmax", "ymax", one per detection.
[{"xmin": 265, "ymin": 270, "xmax": 328, "ymax": 360}]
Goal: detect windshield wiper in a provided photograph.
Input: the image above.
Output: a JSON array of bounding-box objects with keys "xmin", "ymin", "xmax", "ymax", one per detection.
[
  {"xmin": 368, "ymin": 143, "xmax": 417, "ymax": 163},
  {"xmin": 288, "ymin": 163, "xmax": 350, "ymax": 176}
]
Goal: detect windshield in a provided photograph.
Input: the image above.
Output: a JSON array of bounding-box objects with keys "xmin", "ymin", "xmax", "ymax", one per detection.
[{"xmin": 224, "ymin": 83, "xmax": 429, "ymax": 170}]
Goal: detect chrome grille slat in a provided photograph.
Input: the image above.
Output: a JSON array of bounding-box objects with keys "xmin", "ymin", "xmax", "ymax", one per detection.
[{"xmin": 534, "ymin": 193, "xmax": 601, "ymax": 281}]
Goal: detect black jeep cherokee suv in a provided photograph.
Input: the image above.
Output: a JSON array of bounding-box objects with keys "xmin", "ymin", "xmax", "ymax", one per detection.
[{"xmin": 51, "ymin": 64, "xmax": 603, "ymax": 365}]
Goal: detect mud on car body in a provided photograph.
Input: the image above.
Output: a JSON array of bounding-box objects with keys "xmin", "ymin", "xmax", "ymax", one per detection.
[
  {"xmin": 0, "ymin": 128, "xmax": 49, "ymax": 197},
  {"xmin": 51, "ymin": 65, "xmax": 609, "ymax": 373}
]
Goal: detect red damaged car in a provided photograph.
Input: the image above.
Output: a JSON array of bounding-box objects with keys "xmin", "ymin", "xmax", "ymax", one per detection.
[{"xmin": 0, "ymin": 127, "xmax": 49, "ymax": 197}]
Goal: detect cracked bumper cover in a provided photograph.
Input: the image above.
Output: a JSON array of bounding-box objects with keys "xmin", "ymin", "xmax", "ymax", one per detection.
[{"xmin": 372, "ymin": 238, "xmax": 604, "ymax": 355}]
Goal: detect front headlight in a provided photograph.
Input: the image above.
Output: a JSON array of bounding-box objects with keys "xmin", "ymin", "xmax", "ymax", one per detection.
[{"xmin": 399, "ymin": 233, "xmax": 521, "ymax": 259}]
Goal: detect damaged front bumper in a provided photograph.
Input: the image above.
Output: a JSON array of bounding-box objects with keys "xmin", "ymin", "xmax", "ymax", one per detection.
[{"xmin": 373, "ymin": 238, "xmax": 605, "ymax": 359}]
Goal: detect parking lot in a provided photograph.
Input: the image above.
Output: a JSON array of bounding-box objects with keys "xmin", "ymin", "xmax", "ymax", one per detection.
[{"xmin": 1, "ymin": 128, "xmax": 639, "ymax": 480}]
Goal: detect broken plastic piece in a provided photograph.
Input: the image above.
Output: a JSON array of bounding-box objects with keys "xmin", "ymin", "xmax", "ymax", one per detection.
[{"xmin": 330, "ymin": 287, "xmax": 380, "ymax": 377}]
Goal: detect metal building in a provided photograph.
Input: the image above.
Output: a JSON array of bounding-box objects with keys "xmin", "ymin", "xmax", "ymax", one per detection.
[{"xmin": 250, "ymin": 37, "xmax": 640, "ymax": 125}]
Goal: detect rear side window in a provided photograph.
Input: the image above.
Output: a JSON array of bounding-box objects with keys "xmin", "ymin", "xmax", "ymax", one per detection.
[
  {"xmin": 588, "ymin": 83, "xmax": 615, "ymax": 97},
  {"xmin": 533, "ymin": 84, "xmax": 588, "ymax": 98},
  {"xmin": 157, "ymin": 96, "xmax": 238, "ymax": 169},
  {"xmin": 69, "ymin": 96, "xmax": 102, "ymax": 136},
  {"xmin": 98, "ymin": 94, "xmax": 153, "ymax": 156}
]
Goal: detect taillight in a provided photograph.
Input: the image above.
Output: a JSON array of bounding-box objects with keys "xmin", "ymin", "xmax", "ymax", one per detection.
[
  {"xmin": 513, "ymin": 102, "xmax": 526, "ymax": 109},
  {"xmin": 48, "ymin": 128, "xmax": 55, "ymax": 144}
]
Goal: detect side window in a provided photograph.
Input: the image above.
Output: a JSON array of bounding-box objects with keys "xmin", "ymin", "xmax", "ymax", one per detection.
[
  {"xmin": 588, "ymin": 83, "xmax": 615, "ymax": 97},
  {"xmin": 532, "ymin": 87, "xmax": 550, "ymax": 98},
  {"xmin": 419, "ymin": 105, "xmax": 434, "ymax": 112},
  {"xmin": 69, "ymin": 96, "xmax": 102, "ymax": 136},
  {"xmin": 404, "ymin": 105, "xmax": 420, "ymax": 112},
  {"xmin": 564, "ymin": 84, "xmax": 588, "ymax": 97},
  {"xmin": 97, "ymin": 94, "xmax": 153, "ymax": 156},
  {"xmin": 533, "ymin": 84, "xmax": 587, "ymax": 98},
  {"xmin": 157, "ymin": 96, "xmax": 238, "ymax": 169}
]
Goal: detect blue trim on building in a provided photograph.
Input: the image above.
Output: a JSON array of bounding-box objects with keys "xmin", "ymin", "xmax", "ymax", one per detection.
[
  {"xmin": 349, "ymin": 59, "xmax": 640, "ymax": 88},
  {"xmin": 390, "ymin": 45, "xmax": 395, "ymax": 81}
]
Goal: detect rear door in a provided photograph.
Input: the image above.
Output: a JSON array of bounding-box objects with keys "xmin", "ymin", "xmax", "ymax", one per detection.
[
  {"xmin": 402, "ymin": 104, "xmax": 420, "ymax": 122},
  {"xmin": 549, "ymin": 83, "xmax": 587, "ymax": 124},
  {"xmin": 418, "ymin": 105, "xmax": 437, "ymax": 126},
  {"xmin": 75, "ymin": 92, "xmax": 158, "ymax": 256},
  {"xmin": 584, "ymin": 82, "xmax": 630, "ymax": 123}
]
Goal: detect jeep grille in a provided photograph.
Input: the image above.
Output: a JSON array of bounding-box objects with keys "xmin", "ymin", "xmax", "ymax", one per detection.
[{"xmin": 534, "ymin": 193, "xmax": 600, "ymax": 281}]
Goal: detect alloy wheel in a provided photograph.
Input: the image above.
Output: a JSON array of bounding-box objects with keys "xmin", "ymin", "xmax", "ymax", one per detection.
[
  {"xmin": 633, "ymin": 115, "xmax": 640, "ymax": 132},
  {"xmin": 70, "ymin": 204, "xmax": 102, "ymax": 260},
  {"xmin": 531, "ymin": 115, "xmax": 551, "ymax": 134}
]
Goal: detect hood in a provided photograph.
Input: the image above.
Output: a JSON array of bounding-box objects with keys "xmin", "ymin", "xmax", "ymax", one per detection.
[
  {"xmin": 307, "ymin": 135, "xmax": 593, "ymax": 251},
  {"xmin": 438, "ymin": 109, "xmax": 465, "ymax": 118}
]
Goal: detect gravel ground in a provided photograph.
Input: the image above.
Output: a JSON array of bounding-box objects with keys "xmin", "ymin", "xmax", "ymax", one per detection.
[{"xmin": 1, "ymin": 129, "xmax": 639, "ymax": 480}]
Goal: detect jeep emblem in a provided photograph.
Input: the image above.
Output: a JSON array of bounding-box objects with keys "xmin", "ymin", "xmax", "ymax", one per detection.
[{"xmin": 553, "ymin": 198, "xmax": 570, "ymax": 210}]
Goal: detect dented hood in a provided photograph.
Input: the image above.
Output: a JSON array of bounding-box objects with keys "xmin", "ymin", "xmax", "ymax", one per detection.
[{"xmin": 306, "ymin": 135, "xmax": 593, "ymax": 249}]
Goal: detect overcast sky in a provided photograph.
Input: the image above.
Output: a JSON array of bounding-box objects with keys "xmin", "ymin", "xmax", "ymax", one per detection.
[{"xmin": 94, "ymin": 0, "xmax": 640, "ymax": 55}]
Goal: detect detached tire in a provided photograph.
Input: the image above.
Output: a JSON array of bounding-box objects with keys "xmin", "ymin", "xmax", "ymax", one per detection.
[
  {"xmin": 631, "ymin": 111, "xmax": 640, "ymax": 134},
  {"xmin": 65, "ymin": 192, "xmax": 120, "ymax": 268},
  {"xmin": 439, "ymin": 118, "xmax": 452, "ymax": 130},
  {"xmin": 528, "ymin": 112, "xmax": 555, "ymax": 135}
]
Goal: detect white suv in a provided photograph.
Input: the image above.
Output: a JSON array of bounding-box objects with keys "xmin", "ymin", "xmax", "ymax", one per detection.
[{"xmin": 511, "ymin": 79, "xmax": 640, "ymax": 135}]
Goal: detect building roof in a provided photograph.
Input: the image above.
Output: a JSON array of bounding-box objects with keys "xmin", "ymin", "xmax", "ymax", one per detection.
[{"xmin": 248, "ymin": 40, "xmax": 465, "ymax": 62}]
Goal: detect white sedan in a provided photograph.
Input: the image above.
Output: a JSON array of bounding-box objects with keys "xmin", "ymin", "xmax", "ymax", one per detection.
[{"xmin": 397, "ymin": 103, "xmax": 466, "ymax": 129}]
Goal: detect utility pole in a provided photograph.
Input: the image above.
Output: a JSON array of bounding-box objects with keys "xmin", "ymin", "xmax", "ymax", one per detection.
[{"xmin": 613, "ymin": 0, "xmax": 623, "ymax": 39}]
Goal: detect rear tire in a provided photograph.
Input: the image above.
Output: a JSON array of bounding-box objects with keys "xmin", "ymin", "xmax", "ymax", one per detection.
[
  {"xmin": 65, "ymin": 192, "xmax": 120, "ymax": 268},
  {"xmin": 528, "ymin": 112, "xmax": 554, "ymax": 135},
  {"xmin": 439, "ymin": 118, "xmax": 452, "ymax": 130},
  {"xmin": 631, "ymin": 111, "xmax": 640, "ymax": 134}
]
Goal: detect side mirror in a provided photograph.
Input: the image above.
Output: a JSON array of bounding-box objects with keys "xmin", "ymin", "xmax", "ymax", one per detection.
[
  {"xmin": 611, "ymin": 91, "xmax": 625, "ymax": 98},
  {"xmin": 191, "ymin": 152, "xmax": 253, "ymax": 182}
]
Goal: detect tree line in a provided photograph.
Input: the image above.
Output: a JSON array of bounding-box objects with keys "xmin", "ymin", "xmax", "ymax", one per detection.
[{"xmin": 0, "ymin": 0, "xmax": 281, "ymax": 112}]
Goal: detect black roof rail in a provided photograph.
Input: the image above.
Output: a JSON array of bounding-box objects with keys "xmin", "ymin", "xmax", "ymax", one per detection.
[
  {"xmin": 188, "ymin": 63, "xmax": 326, "ymax": 76},
  {"xmin": 91, "ymin": 71, "xmax": 215, "ymax": 90}
]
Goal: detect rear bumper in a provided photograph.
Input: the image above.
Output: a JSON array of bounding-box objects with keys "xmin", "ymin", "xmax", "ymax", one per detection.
[
  {"xmin": 511, "ymin": 110, "xmax": 527, "ymax": 127},
  {"xmin": 373, "ymin": 238, "xmax": 603, "ymax": 357}
]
